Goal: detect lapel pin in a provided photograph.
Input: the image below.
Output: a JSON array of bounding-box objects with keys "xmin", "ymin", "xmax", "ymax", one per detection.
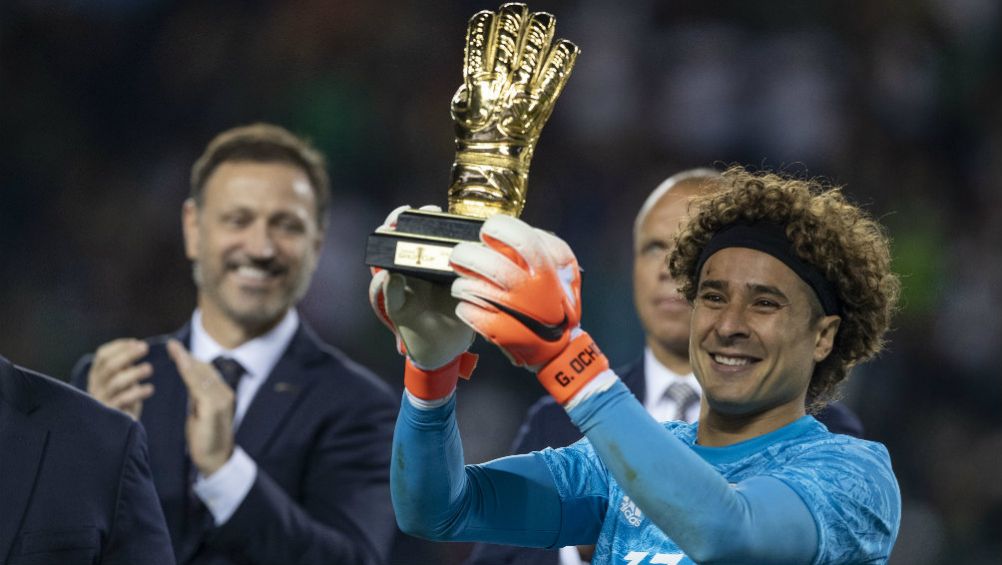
[{"xmin": 274, "ymin": 382, "xmax": 300, "ymax": 393}]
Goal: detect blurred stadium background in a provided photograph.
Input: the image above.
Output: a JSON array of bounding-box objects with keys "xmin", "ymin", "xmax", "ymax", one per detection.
[{"xmin": 2, "ymin": 0, "xmax": 999, "ymax": 563}]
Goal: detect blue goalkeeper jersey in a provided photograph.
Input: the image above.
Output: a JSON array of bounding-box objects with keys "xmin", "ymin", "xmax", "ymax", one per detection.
[{"xmin": 537, "ymin": 415, "xmax": 900, "ymax": 565}]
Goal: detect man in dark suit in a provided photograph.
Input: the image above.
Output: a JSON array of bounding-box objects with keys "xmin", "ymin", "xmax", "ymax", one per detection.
[
  {"xmin": 464, "ymin": 169, "xmax": 864, "ymax": 565},
  {"xmin": 72, "ymin": 123, "xmax": 397, "ymax": 565},
  {"xmin": 1, "ymin": 356, "xmax": 174, "ymax": 564}
]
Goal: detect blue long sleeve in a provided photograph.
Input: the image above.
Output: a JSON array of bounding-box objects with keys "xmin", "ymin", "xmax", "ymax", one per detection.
[
  {"xmin": 392, "ymin": 374, "xmax": 891, "ymax": 564},
  {"xmin": 564, "ymin": 378, "xmax": 818, "ymax": 564},
  {"xmin": 392, "ymin": 392, "xmax": 594, "ymax": 547}
]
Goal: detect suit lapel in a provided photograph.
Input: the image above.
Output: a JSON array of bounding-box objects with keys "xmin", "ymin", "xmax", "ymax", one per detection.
[
  {"xmin": 235, "ymin": 323, "xmax": 324, "ymax": 458},
  {"xmin": 139, "ymin": 328, "xmax": 192, "ymax": 558},
  {"xmin": 618, "ymin": 357, "xmax": 647, "ymax": 402},
  {"xmin": 143, "ymin": 327, "xmax": 192, "ymax": 492},
  {"xmin": 0, "ymin": 360, "xmax": 48, "ymax": 561}
]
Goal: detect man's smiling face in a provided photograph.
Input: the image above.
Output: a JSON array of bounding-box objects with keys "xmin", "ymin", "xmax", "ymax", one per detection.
[
  {"xmin": 690, "ymin": 247, "xmax": 840, "ymax": 418},
  {"xmin": 183, "ymin": 160, "xmax": 322, "ymax": 333}
]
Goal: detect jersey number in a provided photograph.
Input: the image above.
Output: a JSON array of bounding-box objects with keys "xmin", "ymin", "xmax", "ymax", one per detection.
[{"xmin": 623, "ymin": 551, "xmax": 685, "ymax": 565}]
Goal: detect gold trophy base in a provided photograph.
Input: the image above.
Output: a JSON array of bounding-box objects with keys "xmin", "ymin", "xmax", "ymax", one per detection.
[{"xmin": 365, "ymin": 209, "xmax": 484, "ymax": 283}]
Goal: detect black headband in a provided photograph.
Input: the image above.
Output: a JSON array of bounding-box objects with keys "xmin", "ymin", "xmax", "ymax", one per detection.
[{"xmin": 694, "ymin": 221, "xmax": 841, "ymax": 316}]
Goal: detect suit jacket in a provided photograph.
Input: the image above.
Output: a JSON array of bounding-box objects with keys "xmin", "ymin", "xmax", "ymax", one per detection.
[
  {"xmin": 0, "ymin": 356, "xmax": 173, "ymax": 565},
  {"xmin": 463, "ymin": 358, "xmax": 864, "ymax": 565},
  {"xmin": 71, "ymin": 321, "xmax": 398, "ymax": 565}
]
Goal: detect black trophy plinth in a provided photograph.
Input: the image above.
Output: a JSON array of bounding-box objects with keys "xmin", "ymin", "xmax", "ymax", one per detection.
[{"xmin": 365, "ymin": 209, "xmax": 485, "ymax": 283}]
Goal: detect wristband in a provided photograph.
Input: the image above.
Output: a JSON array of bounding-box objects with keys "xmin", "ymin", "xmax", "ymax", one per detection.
[
  {"xmin": 536, "ymin": 332, "xmax": 609, "ymax": 405},
  {"xmin": 404, "ymin": 352, "xmax": 478, "ymax": 401}
]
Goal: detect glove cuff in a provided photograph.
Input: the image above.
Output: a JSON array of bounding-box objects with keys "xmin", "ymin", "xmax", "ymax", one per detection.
[
  {"xmin": 536, "ymin": 332, "xmax": 609, "ymax": 405},
  {"xmin": 404, "ymin": 352, "xmax": 478, "ymax": 401}
]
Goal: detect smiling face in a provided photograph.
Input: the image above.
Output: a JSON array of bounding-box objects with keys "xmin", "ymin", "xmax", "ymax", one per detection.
[
  {"xmin": 183, "ymin": 161, "xmax": 322, "ymax": 338},
  {"xmin": 690, "ymin": 247, "xmax": 840, "ymax": 421},
  {"xmin": 633, "ymin": 184, "xmax": 701, "ymax": 369}
]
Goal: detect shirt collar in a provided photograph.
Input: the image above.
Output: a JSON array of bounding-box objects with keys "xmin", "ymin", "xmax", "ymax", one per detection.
[
  {"xmin": 189, "ymin": 308, "xmax": 299, "ymax": 384},
  {"xmin": 690, "ymin": 415, "xmax": 822, "ymax": 464},
  {"xmin": 643, "ymin": 346, "xmax": 701, "ymax": 409}
]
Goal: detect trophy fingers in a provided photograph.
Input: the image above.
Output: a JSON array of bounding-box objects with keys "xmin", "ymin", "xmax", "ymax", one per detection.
[
  {"xmin": 457, "ymin": 10, "xmax": 503, "ymax": 131},
  {"xmin": 491, "ymin": 3, "xmax": 529, "ymax": 79},
  {"xmin": 531, "ymin": 38, "xmax": 580, "ymax": 118},
  {"xmin": 511, "ymin": 12, "xmax": 555, "ymax": 88},
  {"xmin": 464, "ymin": 11, "xmax": 496, "ymax": 85}
]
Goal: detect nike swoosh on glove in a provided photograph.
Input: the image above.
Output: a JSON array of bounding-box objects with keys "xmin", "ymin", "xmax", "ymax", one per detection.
[
  {"xmin": 450, "ymin": 214, "xmax": 580, "ymax": 368},
  {"xmin": 450, "ymin": 215, "xmax": 609, "ymax": 404}
]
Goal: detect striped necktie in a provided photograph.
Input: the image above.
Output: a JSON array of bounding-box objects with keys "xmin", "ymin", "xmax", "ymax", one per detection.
[{"xmin": 664, "ymin": 381, "xmax": 699, "ymax": 423}]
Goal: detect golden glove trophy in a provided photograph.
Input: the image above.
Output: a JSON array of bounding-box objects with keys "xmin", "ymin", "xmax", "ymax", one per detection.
[{"xmin": 365, "ymin": 2, "xmax": 579, "ymax": 281}]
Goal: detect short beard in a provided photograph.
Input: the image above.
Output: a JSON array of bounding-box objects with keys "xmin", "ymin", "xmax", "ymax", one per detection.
[{"xmin": 191, "ymin": 261, "xmax": 311, "ymax": 333}]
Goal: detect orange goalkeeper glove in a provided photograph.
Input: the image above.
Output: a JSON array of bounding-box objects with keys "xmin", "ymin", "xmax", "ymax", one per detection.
[{"xmin": 450, "ymin": 215, "xmax": 609, "ymax": 404}]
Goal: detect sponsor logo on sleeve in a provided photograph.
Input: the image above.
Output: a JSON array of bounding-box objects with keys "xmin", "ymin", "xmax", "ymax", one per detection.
[{"xmin": 619, "ymin": 495, "xmax": 643, "ymax": 527}]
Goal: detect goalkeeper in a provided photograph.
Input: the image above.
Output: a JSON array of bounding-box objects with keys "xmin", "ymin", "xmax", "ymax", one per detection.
[{"xmin": 370, "ymin": 166, "xmax": 901, "ymax": 564}]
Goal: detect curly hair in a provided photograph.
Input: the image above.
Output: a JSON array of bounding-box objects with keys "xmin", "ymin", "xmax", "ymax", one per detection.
[{"xmin": 668, "ymin": 166, "xmax": 900, "ymax": 412}]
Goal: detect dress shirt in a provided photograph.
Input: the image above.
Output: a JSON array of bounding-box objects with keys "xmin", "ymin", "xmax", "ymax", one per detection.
[
  {"xmin": 189, "ymin": 308, "xmax": 299, "ymax": 525},
  {"xmin": 642, "ymin": 347, "xmax": 701, "ymax": 424}
]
